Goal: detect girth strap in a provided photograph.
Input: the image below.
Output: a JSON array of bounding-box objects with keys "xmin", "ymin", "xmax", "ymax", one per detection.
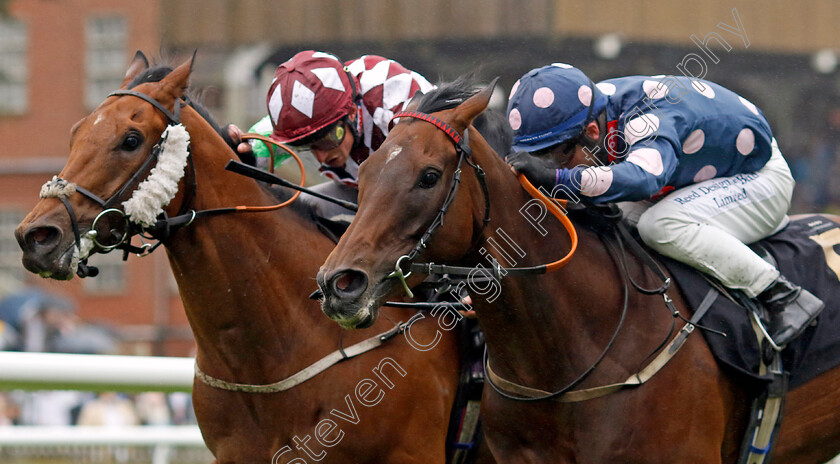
[
  {"xmin": 194, "ymin": 321, "xmax": 407, "ymax": 393},
  {"xmin": 485, "ymin": 287, "xmax": 719, "ymax": 402}
]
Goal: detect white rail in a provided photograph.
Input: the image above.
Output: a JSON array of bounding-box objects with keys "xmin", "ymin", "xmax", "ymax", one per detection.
[
  {"xmin": 0, "ymin": 352, "xmax": 208, "ymax": 463},
  {"xmin": 0, "ymin": 351, "xmax": 194, "ymax": 392},
  {"xmin": 0, "ymin": 425, "xmax": 204, "ymax": 446}
]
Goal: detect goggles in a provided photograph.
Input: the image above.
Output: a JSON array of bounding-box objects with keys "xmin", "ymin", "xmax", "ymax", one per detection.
[
  {"xmin": 289, "ymin": 120, "xmax": 346, "ymax": 151},
  {"xmin": 532, "ymin": 135, "xmax": 579, "ymax": 157}
]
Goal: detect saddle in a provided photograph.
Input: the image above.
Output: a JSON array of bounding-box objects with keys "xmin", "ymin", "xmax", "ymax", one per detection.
[
  {"xmin": 578, "ymin": 206, "xmax": 840, "ymax": 463},
  {"xmin": 574, "ymin": 204, "xmax": 840, "ymax": 388},
  {"xmin": 660, "ymin": 215, "xmax": 840, "ymax": 390}
]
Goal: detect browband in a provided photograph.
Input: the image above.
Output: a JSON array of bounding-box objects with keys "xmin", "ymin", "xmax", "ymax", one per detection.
[
  {"xmin": 109, "ymin": 89, "xmax": 182, "ymax": 124},
  {"xmin": 392, "ymin": 110, "xmax": 471, "ymax": 156}
]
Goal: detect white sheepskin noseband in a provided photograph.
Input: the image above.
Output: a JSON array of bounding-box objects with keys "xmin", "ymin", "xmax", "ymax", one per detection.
[
  {"xmin": 39, "ymin": 176, "xmax": 77, "ymax": 199},
  {"xmin": 122, "ymin": 123, "xmax": 191, "ymax": 227},
  {"xmin": 35, "ymin": 124, "xmax": 190, "ymax": 278}
]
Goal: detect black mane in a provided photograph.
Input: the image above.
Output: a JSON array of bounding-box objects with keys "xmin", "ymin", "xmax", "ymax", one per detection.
[
  {"xmin": 419, "ymin": 74, "xmax": 513, "ymax": 158},
  {"xmin": 473, "ymin": 109, "xmax": 513, "ymax": 159},
  {"xmin": 417, "ymin": 74, "xmax": 480, "ymax": 114}
]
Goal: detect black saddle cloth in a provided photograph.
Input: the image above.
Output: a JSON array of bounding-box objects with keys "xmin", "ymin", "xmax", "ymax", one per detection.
[{"xmin": 661, "ymin": 215, "xmax": 840, "ymax": 390}]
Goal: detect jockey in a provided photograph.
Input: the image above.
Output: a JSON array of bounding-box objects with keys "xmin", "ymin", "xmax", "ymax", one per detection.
[
  {"xmin": 505, "ymin": 63, "xmax": 823, "ymax": 348},
  {"xmin": 228, "ymin": 50, "xmax": 435, "ymax": 221}
]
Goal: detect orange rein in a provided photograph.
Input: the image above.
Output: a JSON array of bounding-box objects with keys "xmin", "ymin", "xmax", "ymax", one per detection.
[
  {"xmin": 517, "ymin": 174, "xmax": 579, "ymax": 272},
  {"xmin": 232, "ymin": 133, "xmax": 306, "ymax": 212}
]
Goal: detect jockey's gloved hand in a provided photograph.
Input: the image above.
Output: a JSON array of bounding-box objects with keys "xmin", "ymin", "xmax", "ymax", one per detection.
[
  {"xmin": 505, "ymin": 151, "xmax": 582, "ymax": 199},
  {"xmin": 224, "ymin": 124, "xmax": 257, "ymax": 167},
  {"xmin": 506, "ymin": 151, "xmax": 557, "ymax": 189}
]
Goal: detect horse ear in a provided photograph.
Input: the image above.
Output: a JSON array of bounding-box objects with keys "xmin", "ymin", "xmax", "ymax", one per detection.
[
  {"xmin": 120, "ymin": 50, "xmax": 150, "ymax": 89},
  {"xmin": 403, "ymin": 90, "xmax": 424, "ymax": 112},
  {"xmin": 159, "ymin": 52, "xmax": 195, "ymax": 101},
  {"xmin": 451, "ymin": 77, "xmax": 499, "ymax": 132}
]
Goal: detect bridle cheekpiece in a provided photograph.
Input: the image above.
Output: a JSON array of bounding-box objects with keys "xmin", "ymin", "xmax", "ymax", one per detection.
[
  {"xmin": 385, "ymin": 110, "xmax": 489, "ymax": 297},
  {"xmin": 39, "ymin": 89, "xmax": 190, "ymax": 277}
]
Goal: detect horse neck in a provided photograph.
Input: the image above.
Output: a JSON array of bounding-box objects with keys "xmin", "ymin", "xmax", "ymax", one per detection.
[
  {"xmin": 468, "ymin": 142, "xmax": 633, "ymax": 387},
  {"xmin": 164, "ymin": 109, "xmax": 339, "ymax": 382}
]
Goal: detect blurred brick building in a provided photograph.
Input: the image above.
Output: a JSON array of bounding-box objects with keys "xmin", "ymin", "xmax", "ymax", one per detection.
[{"xmin": 0, "ymin": 0, "xmax": 191, "ymax": 356}]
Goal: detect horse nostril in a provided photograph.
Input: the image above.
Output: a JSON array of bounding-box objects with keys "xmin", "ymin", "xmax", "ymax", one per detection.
[
  {"xmin": 329, "ymin": 270, "xmax": 368, "ymax": 300},
  {"xmin": 23, "ymin": 226, "xmax": 61, "ymax": 252},
  {"xmin": 335, "ymin": 273, "xmax": 353, "ymax": 291}
]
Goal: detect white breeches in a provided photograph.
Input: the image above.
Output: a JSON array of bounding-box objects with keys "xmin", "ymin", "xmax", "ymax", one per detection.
[{"xmin": 625, "ymin": 139, "xmax": 794, "ymax": 298}]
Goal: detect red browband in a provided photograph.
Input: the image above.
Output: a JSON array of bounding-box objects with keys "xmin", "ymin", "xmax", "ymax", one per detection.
[{"xmin": 392, "ymin": 111, "xmax": 463, "ymax": 146}]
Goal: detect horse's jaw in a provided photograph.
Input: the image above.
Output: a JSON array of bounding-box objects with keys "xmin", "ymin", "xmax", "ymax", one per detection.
[
  {"xmin": 323, "ymin": 299, "xmax": 379, "ymax": 330},
  {"xmin": 20, "ymin": 240, "xmax": 78, "ymax": 281}
]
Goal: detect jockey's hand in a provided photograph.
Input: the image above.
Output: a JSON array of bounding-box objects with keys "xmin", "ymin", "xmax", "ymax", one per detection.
[
  {"xmin": 225, "ymin": 124, "xmax": 254, "ymax": 156},
  {"xmin": 506, "ymin": 151, "xmax": 582, "ymax": 199},
  {"xmin": 224, "ymin": 124, "xmax": 257, "ymax": 167},
  {"xmin": 506, "ymin": 151, "xmax": 557, "ymax": 189}
]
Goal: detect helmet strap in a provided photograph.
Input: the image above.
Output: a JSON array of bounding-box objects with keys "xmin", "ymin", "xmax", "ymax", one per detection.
[
  {"xmin": 578, "ymin": 111, "xmax": 609, "ymax": 166},
  {"xmin": 343, "ymin": 66, "xmax": 363, "ymax": 147},
  {"xmin": 564, "ymin": 80, "xmax": 601, "ymax": 159},
  {"xmin": 346, "ymin": 105, "xmax": 362, "ymax": 148}
]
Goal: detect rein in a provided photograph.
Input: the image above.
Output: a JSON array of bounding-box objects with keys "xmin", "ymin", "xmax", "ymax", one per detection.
[
  {"xmin": 408, "ymin": 175, "xmax": 579, "ymax": 280},
  {"xmin": 485, "ymin": 286, "xmax": 719, "ymax": 403},
  {"xmin": 40, "ymin": 90, "xmax": 190, "ymax": 276},
  {"xmin": 483, "ymin": 214, "xmax": 721, "ymax": 403},
  {"xmin": 384, "ymin": 111, "xmax": 486, "ymax": 297},
  {"xmin": 45, "ymin": 88, "xmax": 411, "ymax": 394},
  {"xmin": 133, "ymin": 134, "xmax": 307, "ymax": 244}
]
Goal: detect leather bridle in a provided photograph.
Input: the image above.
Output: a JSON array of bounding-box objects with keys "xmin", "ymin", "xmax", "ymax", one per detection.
[
  {"xmin": 385, "ymin": 110, "xmax": 578, "ymax": 297},
  {"xmin": 43, "ymin": 90, "xmax": 191, "ymax": 277},
  {"xmin": 383, "ymin": 111, "xmax": 490, "ymax": 296}
]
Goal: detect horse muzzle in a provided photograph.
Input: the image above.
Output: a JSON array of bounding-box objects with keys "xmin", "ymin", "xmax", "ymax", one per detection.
[
  {"xmin": 16, "ymin": 220, "xmax": 76, "ymax": 280},
  {"xmin": 316, "ymin": 268, "xmax": 379, "ymax": 329}
]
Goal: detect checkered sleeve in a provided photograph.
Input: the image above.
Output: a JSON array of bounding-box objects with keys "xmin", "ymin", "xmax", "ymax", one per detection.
[{"xmin": 346, "ymin": 56, "xmax": 435, "ymax": 153}]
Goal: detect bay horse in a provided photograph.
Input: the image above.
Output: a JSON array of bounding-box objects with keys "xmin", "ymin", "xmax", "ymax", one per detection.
[
  {"xmin": 316, "ymin": 77, "xmax": 840, "ymax": 463},
  {"xmin": 15, "ymin": 53, "xmax": 495, "ymax": 464}
]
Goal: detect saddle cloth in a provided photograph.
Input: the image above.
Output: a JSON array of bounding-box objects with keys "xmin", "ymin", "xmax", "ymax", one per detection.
[{"xmin": 661, "ymin": 214, "xmax": 840, "ymax": 389}]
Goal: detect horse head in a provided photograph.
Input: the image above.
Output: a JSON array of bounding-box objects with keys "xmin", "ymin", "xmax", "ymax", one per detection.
[
  {"xmin": 317, "ymin": 78, "xmax": 499, "ymax": 328},
  {"xmin": 16, "ymin": 51, "xmax": 197, "ymax": 280}
]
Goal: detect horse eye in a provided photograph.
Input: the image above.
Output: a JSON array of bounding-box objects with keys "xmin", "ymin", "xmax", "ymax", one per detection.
[
  {"xmin": 121, "ymin": 133, "xmax": 143, "ymax": 151},
  {"xmin": 418, "ymin": 170, "xmax": 441, "ymax": 189}
]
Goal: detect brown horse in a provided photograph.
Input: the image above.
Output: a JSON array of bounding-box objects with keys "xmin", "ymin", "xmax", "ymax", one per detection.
[
  {"xmin": 316, "ymin": 77, "xmax": 840, "ymax": 463},
  {"xmin": 15, "ymin": 53, "xmax": 495, "ymax": 464}
]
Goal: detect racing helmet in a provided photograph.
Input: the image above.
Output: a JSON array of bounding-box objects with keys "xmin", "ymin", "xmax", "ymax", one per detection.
[
  {"xmin": 266, "ymin": 50, "xmax": 359, "ymax": 143},
  {"xmin": 507, "ymin": 63, "xmax": 607, "ymax": 152}
]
